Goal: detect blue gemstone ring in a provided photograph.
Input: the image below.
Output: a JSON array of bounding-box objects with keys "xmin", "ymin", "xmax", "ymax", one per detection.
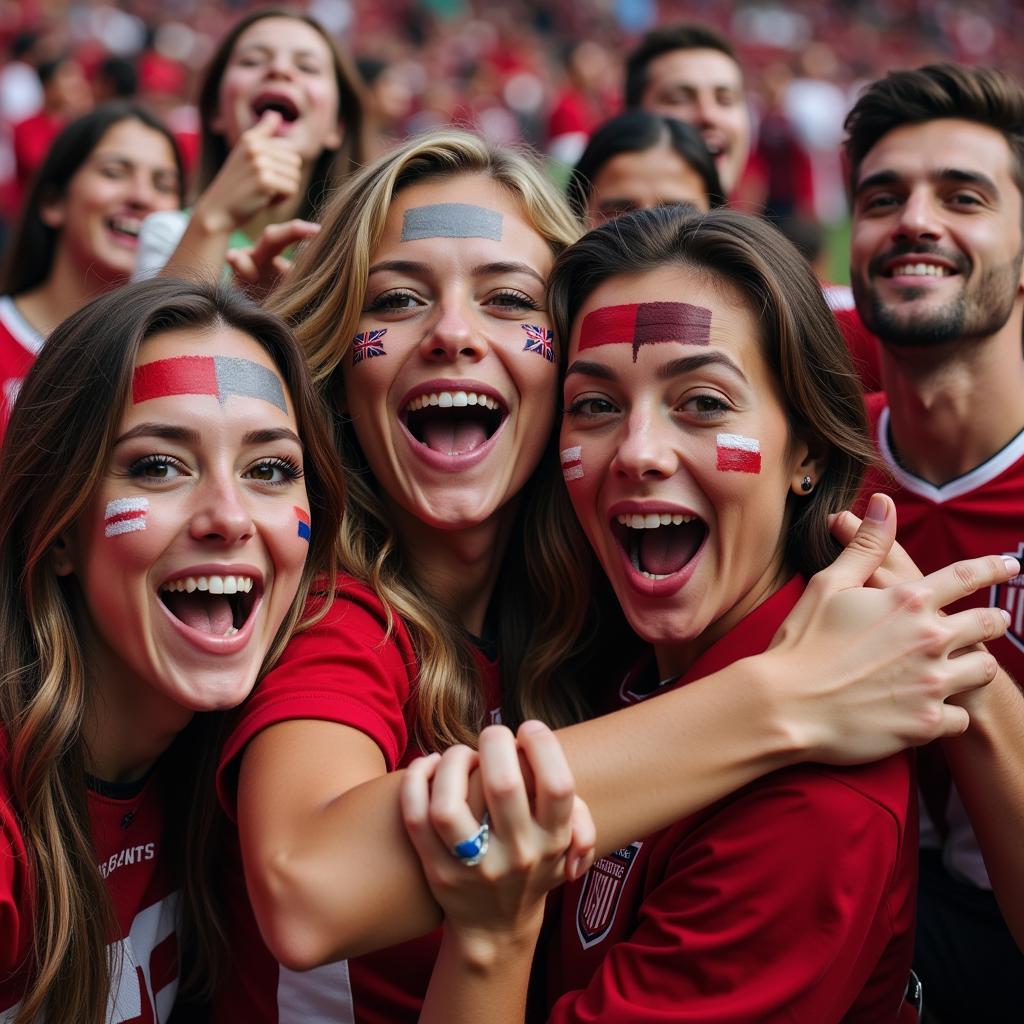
[{"xmin": 451, "ymin": 812, "xmax": 490, "ymax": 866}]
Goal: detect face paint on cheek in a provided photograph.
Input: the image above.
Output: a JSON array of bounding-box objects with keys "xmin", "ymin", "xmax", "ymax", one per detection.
[
  {"xmin": 132, "ymin": 356, "xmax": 287, "ymax": 411},
  {"xmin": 351, "ymin": 329, "xmax": 388, "ymax": 366},
  {"xmin": 716, "ymin": 433, "xmax": 762, "ymax": 473},
  {"xmin": 400, "ymin": 203, "xmax": 503, "ymax": 241},
  {"xmin": 560, "ymin": 445, "xmax": 584, "ymax": 481},
  {"xmin": 521, "ymin": 324, "xmax": 554, "ymax": 363},
  {"xmin": 294, "ymin": 506, "xmax": 311, "ymax": 542},
  {"xmin": 578, "ymin": 302, "xmax": 712, "ymax": 362},
  {"xmin": 104, "ymin": 497, "xmax": 149, "ymax": 537}
]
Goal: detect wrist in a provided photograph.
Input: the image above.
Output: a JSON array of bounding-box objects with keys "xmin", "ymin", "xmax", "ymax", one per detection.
[
  {"xmin": 191, "ymin": 197, "xmax": 238, "ymax": 237},
  {"xmin": 738, "ymin": 651, "xmax": 814, "ymax": 766},
  {"xmin": 444, "ymin": 915, "xmax": 543, "ymax": 974}
]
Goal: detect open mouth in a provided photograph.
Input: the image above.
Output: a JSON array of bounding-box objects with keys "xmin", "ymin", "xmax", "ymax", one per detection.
[
  {"xmin": 252, "ymin": 94, "xmax": 300, "ymax": 122},
  {"xmin": 614, "ymin": 512, "xmax": 707, "ymax": 581},
  {"xmin": 159, "ymin": 573, "xmax": 259, "ymax": 637},
  {"xmin": 884, "ymin": 261, "xmax": 954, "ymax": 278},
  {"xmin": 403, "ymin": 389, "xmax": 506, "ymax": 457},
  {"xmin": 106, "ymin": 216, "xmax": 142, "ymax": 242}
]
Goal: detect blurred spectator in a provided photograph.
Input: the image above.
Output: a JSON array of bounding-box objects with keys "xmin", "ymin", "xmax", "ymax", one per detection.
[
  {"xmin": 546, "ymin": 39, "xmax": 618, "ymax": 166},
  {"xmin": 357, "ymin": 56, "xmax": 414, "ymax": 157},
  {"xmin": 94, "ymin": 56, "xmax": 139, "ymax": 101},
  {"xmin": 568, "ymin": 110, "xmax": 724, "ymax": 225}
]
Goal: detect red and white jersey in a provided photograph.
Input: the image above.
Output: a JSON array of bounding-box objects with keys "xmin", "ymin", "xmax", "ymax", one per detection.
[
  {"xmin": 0, "ymin": 295, "xmax": 43, "ymax": 440},
  {"xmin": 214, "ymin": 575, "xmax": 502, "ymax": 1024},
  {"xmin": 0, "ymin": 746, "xmax": 180, "ymax": 1022},
  {"xmin": 541, "ymin": 577, "xmax": 918, "ymax": 1024},
  {"xmin": 823, "ymin": 284, "xmax": 883, "ymax": 393},
  {"xmin": 861, "ymin": 392, "xmax": 1024, "ymax": 888}
]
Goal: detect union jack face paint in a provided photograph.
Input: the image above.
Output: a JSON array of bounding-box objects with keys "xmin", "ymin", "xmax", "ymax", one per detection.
[
  {"xmin": 294, "ymin": 506, "xmax": 311, "ymax": 542},
  {"xmin": 132, "ymin": 356, "xmax": 287, "ymax": 411},
  {"xmin": 104, "ymin": 497, "xmax": 149, "ymax": 537},
  {"xmin": 521, "ymin": 323, "xmax": 554, "ymax": 363},
  {"xmin": 578, "ymin": 302, "xmax": 712, "ymax": 362},
  {"xmin": 561, "ymin": 445, "xmax": 583, "ymax": 481},
  {"xmin": 351, "ymin": 329, "xmax": 388, "ymax": 365},
  {"xmin": 716, "ymin": 433, "xmax": 761, "ymax": 473}
]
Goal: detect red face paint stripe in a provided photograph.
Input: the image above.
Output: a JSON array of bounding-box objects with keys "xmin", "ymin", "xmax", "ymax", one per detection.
[
  {"xmin": 133, "ymin": 356, "xmax": 218, "ymax": 404},
  {"xmin": 578, "ymin": 303, "xmax": 712, "ymax": 361}
]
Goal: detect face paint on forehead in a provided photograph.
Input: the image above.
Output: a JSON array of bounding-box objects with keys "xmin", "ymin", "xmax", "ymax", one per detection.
[
  {"xmin": 294, "ymin": 506, "xmax": 311, "ymax": 542},
  {"xmin": 104, "ymin": 497, "xmax": 149, "ymax": 537},
  {"xmin": 716, "ymin": 433, "xmax": 761, "ymax": 473},
  {"xmin": 400, "ymin": 203, "xmax": 504, "ymax": 242},
  {"xmin": 578, "ymin": 302, "xmax": 712, "ymax": 362},
  {"xmin": 352, "ymin": 329, "xmax": 387, "ymax": 365},
  {"xmin": 560, "ymin": 445, "xmax": 584, "ymax": 481},
  {"xmin": 521, "ymin": 324, "xmax": 554, "ymax": 363},
  {"xmin": 132, "ymin": 356, "xmax": 287, "ymax": 412}
]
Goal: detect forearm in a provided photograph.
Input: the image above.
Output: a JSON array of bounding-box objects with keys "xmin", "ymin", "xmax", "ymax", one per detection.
[
  {"xmin": 944, "ymin": 667, "xmax": 1024, "ymax": 948},
  {"xmin": 559, "ymin": 655, "xmax": 798, "ymax": 856}
]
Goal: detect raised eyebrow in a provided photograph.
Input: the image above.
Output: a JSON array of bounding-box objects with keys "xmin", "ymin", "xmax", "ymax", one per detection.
[
  {"xmin": 565, "ymin": 360, "xmax": 616, "ymax": 382},
  {"xmin": 243, "ymin": 427, "xmax": 303, "ymax": 447},
  {"xmin": 658, "ymin": 353, "xmax": 749, "ymax": 384},
  {"xmin": 114, "ymin": 423, "xmax": 200, "ymax": 446}
]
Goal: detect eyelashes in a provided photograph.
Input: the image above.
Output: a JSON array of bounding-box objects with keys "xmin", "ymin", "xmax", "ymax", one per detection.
[{"xmin": 125, "ymin": 454, "xmax": 304, "ymax": 486}]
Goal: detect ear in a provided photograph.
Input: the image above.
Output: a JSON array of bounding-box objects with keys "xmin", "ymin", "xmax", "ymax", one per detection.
[
  {"xmin": 39, "ymin": 192, "xmax": 66, "ymax": 231},
  {"xmin": 321, "ymin": 121, "xmax": 343, "ymax": 153},
  {"xmin": 51, "ymin": 534, "xmax": 75, "ymax": 577},
  {"xmin": 789, "ymin": 435, "xmax": 829, "ymax": 497}
]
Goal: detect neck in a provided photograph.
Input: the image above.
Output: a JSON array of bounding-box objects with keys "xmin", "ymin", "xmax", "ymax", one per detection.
[
  {"xmin": 16, "ymin": 248, "xmax": 119, "ymax": 335},
  {"xmin": 881, "ymin": 312, "xmax": 1024, "ymax": 485},
  {"xmin": 390, "ymin": 500, "xmax": 519, "ymax": 637}
]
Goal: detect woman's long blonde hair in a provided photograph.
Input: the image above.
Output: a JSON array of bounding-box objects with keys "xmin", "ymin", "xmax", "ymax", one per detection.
[
  {"xmin": 0, "ymin": 278, "xmax": 344, "ymax": 1022},
  {"xmin": 271, "ymin": 130, "xmax": 597, "ymax": 747}
]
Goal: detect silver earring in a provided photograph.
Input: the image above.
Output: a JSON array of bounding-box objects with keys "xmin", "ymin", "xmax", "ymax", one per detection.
[{"xmin": 800, "ymin": 475, "xmax": 813, "ymax": 493}]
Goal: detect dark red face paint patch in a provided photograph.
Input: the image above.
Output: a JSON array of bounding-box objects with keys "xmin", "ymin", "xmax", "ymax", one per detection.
[{"xmin": 578, "ymin": 302, "xmax": 712, "ymax": 361}]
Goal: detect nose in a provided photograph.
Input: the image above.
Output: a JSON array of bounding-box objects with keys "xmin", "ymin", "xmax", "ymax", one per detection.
[
  {"xmin": 189, "ymin": 471, "xmax": 255, "ymax": 546},
  {"xmin": 692, "ymin": 92, "xmax": 718, "ymax": 129},
  {"xmin": 611, "ymin": 405, "xmax": 679, "ymax": 482},
  {"xmin": 125, "ymin": 172, "xmax": 161, "ymax": 213},
  {"xmin": 893, "ymin": 187, "xmax": 942, "ymax": 244},
  {"xmin": 265, "ymin": 50, "xmax": 296, "ymax": 79},
  {"xmin": 419, "ymin": 297, "xmax": 488, "ymax": 363}
]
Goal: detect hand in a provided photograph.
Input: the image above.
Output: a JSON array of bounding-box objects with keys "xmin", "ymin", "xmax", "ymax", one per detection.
[
  {"xmin": 401, "ymin": 722, "xmax": 595, "ymax": 957},
  {"xmin": 227, "ymin": 218, "xmax": 320, "ymax": 300},
  {"xmin": 767, "ymin": 494, "xmax": 1014, "ymax": 761},
  {"xmin": 193, "ymin": 111, "xmax": 304, "ymax": 233}
]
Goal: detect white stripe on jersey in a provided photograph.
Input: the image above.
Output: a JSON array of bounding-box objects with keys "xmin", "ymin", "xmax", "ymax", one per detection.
[{"xmin": 278, "ymin": 960, "xmax": 356, "ymax": 1024}]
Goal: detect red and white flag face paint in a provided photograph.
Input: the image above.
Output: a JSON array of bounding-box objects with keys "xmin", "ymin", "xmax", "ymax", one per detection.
[
  {"xmin": 104, "ymin": 497, "xmax": 149, "ymax": 537},
  {"xmin": 561, "ymin": 445, "xmax": 584, "ymax": 481},
  {"xmin": 716, "ymin": 433, "xmax": 761, "ymax": 473}
]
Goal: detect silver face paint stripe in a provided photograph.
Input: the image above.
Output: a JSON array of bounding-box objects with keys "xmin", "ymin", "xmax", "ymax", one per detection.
[
  {"xmin": 214, "ymin": 356, "xmax": 287, "ymax": 412},
  {"xmin": 400, "ymin": 203, "xmax": 503, "ymax": 242}
]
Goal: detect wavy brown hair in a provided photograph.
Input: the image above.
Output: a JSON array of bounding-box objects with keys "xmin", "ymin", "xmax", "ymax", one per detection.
[
  {"xmin": 271, "ymin": 129, "xmax": 596, "ymax": 746},
  {"xmin": 549, "ymin": 206, "xmax": 876, "ymax": 600},
  {"xmin": 195, "ymin": 7, "xmax": 367, "ymax": 219},
  {"xmin": 0, "ymin": 278, "xmax": 343, "ymax": 1022}
]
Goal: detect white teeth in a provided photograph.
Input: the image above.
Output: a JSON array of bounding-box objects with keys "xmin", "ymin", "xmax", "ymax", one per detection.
[
  {"xmin": 616, "ymin": 512, "xmax": 695, "ymax": 529},
  {"xmin": 639, "ymin": 570, "xmax": 672, "ymax": 580},
  {"xmin": 891, "ymin": 263, "xmax": 949, "ymax": 277},
  {"xmin": 160, "ymin": 574, "xmax": 255, "ymax": 593},
  {"xmin": 406, "ymin": 391, "xmax": 500, "ymax": 412}
]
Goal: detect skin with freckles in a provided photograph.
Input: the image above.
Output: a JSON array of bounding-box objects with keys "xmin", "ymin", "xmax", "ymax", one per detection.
[
  {"xmin": 59, "ymin": 326, "xmax": 310, "ymax": 748},
  {"xmin": 562, "ymin": 265, "xmax": 814, "ymax": 680},
  {"xmin": 345, "ymin": 173, "xmax": 557, "ymax": 532}
]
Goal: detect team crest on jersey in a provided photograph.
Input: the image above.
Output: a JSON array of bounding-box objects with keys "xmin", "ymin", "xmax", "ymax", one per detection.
[
  {"xmin": 991, "ymin": 541, "xmax": 1024, "ymax": 653},
  {"xmin": 575, "ymin": 841, "xmax": 643, "ymax": 949}
]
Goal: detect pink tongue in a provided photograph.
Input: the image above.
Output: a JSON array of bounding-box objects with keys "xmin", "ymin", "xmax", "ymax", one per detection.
[
  {"xmin": 164, "ymin": 592, "xmax": 234, "ymax": 635},
  {"xmin": 638, "ymin": 524, "xmax": 702, "ymax": 576},
  {"xmin": 420, "ymin": 418, "xmax": 488, "ymax": 455}
]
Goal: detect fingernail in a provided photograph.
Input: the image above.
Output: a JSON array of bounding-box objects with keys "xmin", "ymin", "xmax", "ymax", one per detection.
[
  {"xmin": 1003, "ymin": 556, "xmax": 1020, "ymax": 576},
  {"xmin": 567, "ymin": 856, "xmax": 582, "ymax": 881},
  {"xmin": 866, "ymin": 494, "xmax": 887, "ymax": 521},
  {"xmin": 1001, "ymin": 609, "xmax": 1012, "ymax": 626}
]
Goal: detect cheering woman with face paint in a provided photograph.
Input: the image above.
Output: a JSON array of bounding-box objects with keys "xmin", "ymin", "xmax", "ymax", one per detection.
[
  {"xmin": 135, "ymin": 7, "xmax": 366, "ymax": 284},
  {"xmin": 205, "ymin": 131, "xmax": 1015, "ymax": 1024},
  {"xmin": 404, "ymin": 207, "xmax": 1020, "ymax": 1023},
  {"xmin": 0, "ymin": 278, "xmax": 343, "ymax": 1023}
]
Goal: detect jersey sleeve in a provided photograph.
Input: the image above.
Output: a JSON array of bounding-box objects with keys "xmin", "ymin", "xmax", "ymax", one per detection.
[
  {"xmin": 548, "ymin": 767, "xmax": 910, "ymax": 1024},
  {"xmin": 216, "ymin": 586, "xmax": 419, "ymax": 819}
]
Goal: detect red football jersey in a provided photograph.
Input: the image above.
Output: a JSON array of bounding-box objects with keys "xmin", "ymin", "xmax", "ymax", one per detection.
[
  {"xmin": 824, "ymin": 284, "xmax": 884, "ymax": 393},
  {"xmin": 213, "ymin": 576, "xmax": 502, "ymax": 1024},
  {"xmin": 1, "ymin": 743, "xmax": 180, "ymax": 1021},
  {"xmin": 861, "ymin": 392, "xmax": 1024, "ymax": 888},
  {"xmin": 0, "ymin": 296, "xmax": 43, "ymax": 441},
  {"xmin": 541, "ymin": 577, "xmax": 918, "ymax": 1023}
]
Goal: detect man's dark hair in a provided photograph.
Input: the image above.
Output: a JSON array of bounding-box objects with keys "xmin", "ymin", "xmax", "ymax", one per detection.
[
  {"xmin": 624, "ymin": 23, "xmax": 738, "ymax": 108},
  {"xmin": 845, "ymin": 63, "xmax": 1024, "ymax": 195}
]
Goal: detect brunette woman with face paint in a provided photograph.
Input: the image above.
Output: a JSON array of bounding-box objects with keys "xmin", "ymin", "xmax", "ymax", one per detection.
[
  {"xmin": 0, "ymin": 278, "xmax": 343, "ymax": 1023},
  {"xmin": 135, "ymin": 7, "xmax": 366, "ymax": 284},
  {"xmin": 0, "ymin": 102, "xmax": 184, "ymax": 436},
  {"xmin": 403, "ymin": 207, "xmax": 1019, "ymax": 1024},
  {"xmin": 208, "ymin": 130, "xmax": 1014, "ymax": 1024}
]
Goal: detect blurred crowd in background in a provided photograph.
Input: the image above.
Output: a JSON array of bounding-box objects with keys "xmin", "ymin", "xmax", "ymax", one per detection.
[{"xmin": 0, "ymin": 0, "xmax": 1019, "ymax": 273}]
